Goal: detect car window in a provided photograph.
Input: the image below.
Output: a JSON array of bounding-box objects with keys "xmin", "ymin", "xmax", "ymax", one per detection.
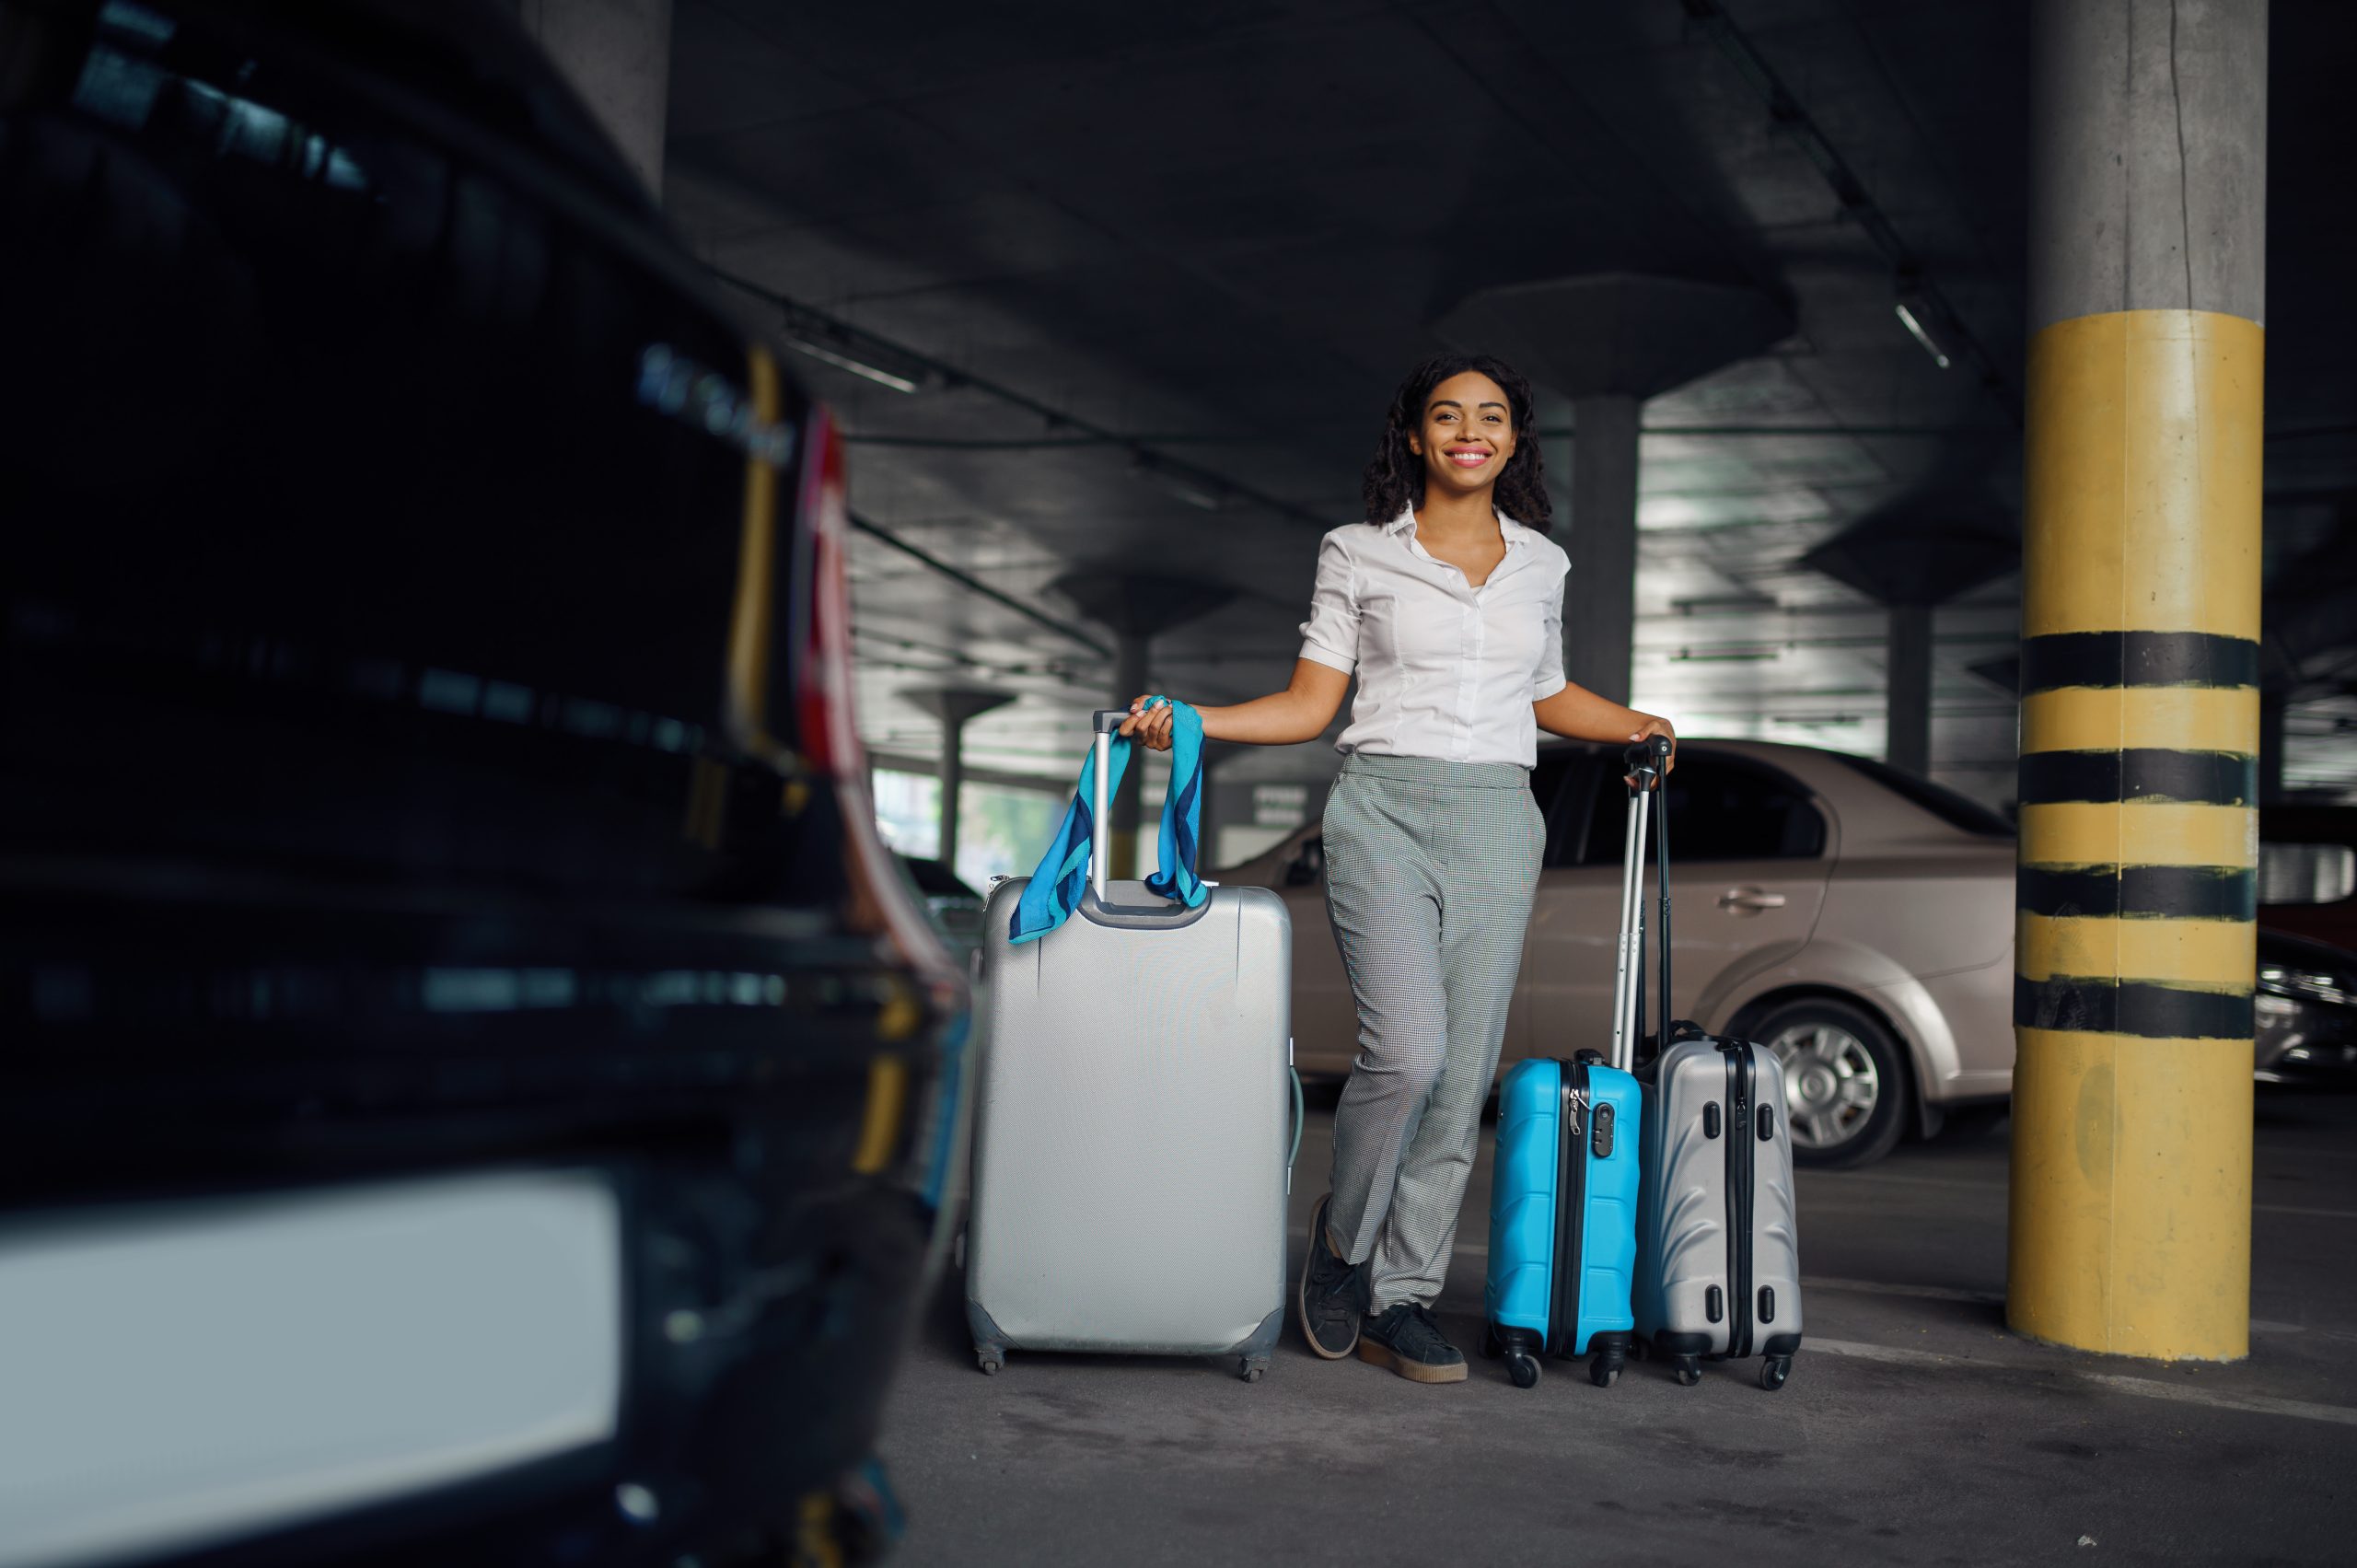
[
  {"xmin": 1538, "ymin": 749, "xmax": 1608, "ymax": 868},
  {"xmin": 1822, "ymin": 753, "xmax": 2013, "ymax": 837},
  {"xmin": 1582, "ymin": 753, "xmax": 1827, "ymax": 865},
  {"xmin": 1529, "ymin": 749, "xmax": 1586, "ymax": 869},
  {"xmin": 1529, "ymin": 750, "xmax": 1575, "ymax": 820},
  {"xmin": 899, "ymin": 857, "xmax": 981, "ymax": 900}
]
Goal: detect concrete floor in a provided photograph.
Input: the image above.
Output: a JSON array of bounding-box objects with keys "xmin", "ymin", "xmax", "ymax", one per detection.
[{"xmin": 879, "ymin": 1087, "xmax": 2357, "ymax": 1566}]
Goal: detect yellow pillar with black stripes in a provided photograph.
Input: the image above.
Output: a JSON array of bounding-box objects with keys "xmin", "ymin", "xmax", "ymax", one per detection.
[{"xmin": 2008, "ymin": 0, "xmax": 2268, "ymax": 1361}]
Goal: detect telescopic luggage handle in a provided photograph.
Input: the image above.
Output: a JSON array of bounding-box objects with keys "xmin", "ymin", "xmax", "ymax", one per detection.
[
  {"xmin": 1609, "ymin": 734, "xmax": 1681, "ymax": 1074},
  {"xmin": 1089, "ymin": 709, "xmax": 1128, "ymax": 900},
  {"xmin": 1607, "ymin": 759, "xmax": 1654, "ymax": 1074}
]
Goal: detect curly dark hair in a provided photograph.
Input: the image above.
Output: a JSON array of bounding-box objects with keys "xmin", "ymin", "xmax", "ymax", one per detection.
[{"xmin": 1360, "ymin": 353, "xmax": 1551, "ymax": 531}]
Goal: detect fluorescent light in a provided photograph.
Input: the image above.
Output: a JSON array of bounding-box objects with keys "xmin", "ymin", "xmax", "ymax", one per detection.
[
  {"xmin": 1894, "ymin": 299, "xmax": 1951, "ymax": 369},
  {"xmin": 1671, "ymin": 593, "xmax": 1780, "ymax": 616},
  {"xmin": 784, "ymin": 334, "xmax": 928, "ymax": 394},
  {"xmin": 1670, "ymin": 645, "xmax": 1781, "ymax": 662},
  {"xmin": 1129, "ymin": 451, "xmax": 1230, "ymax": 512}
]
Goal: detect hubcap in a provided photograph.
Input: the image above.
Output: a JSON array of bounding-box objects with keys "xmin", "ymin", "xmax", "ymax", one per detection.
[{"xmin": 1765, "ymin": 1022, "xmax": 1880, "ymax": 1150}]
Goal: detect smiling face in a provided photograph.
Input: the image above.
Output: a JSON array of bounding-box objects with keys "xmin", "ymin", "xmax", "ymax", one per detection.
[{"xmin": 1409, "ymin": 370, "xmax": 1517, "ymax": 504}]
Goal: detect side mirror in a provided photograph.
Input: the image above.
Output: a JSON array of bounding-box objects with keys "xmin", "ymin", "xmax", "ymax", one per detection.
[{"xmin": 1283, "ymin": 839, "xmax": 1325, "ymax": 888}]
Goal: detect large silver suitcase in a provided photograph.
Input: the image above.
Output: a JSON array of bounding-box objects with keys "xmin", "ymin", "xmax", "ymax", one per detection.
[
  {"xmin": 1624, "ymin": 738, "xmax": 1805, "ymax": 1390},
  {"xmin": 965, "ymin": 711, "xmax": 1295, "ymax": 1381}
]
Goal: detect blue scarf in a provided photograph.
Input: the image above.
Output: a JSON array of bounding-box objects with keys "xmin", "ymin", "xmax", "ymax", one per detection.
[{"xmin": 1008, "ymin": 697, "xmax": 1208, "ymax": 945}]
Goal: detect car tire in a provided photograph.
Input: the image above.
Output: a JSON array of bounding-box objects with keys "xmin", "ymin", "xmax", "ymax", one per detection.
[{"xmin": 1748, "ymin": 997, "xmax": 1909, "ymax": 1169}]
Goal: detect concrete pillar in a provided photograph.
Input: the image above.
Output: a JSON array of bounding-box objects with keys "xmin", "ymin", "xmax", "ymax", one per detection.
[
  {"xmin": 1111, "ymin": 633, "xmax": 1151, "ymax": 878},
  {"xmin": 1193, "ymin": 744, "xmax": 1219, "ymax": 865},
  {"xmin": 515, "ymin": 0, "xmax": 672, "ymax": 201},
  {"xmin": 903, "ymin": 689, "xmax": 1016, "ymax": 876},
  {"xmin": 2011, "ymin": 0, "xmax": 2266, "ymax": 1363},
  {"xmin": 1886, "ymin": 606, "xmax": 1933, "ymax": 776},
  {"xmin": 1797, "ymin": 508, "xmax": 2014, "ymax": 762},
  {"xmin": 1569, "ymin": 395, "xmax": 1641, "ymax": 707}
]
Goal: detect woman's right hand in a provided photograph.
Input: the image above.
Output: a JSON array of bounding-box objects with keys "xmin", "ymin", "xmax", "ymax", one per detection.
[{"xmin": 1120, "ymin": 694, "xmax": 1178, "ymax": 752}]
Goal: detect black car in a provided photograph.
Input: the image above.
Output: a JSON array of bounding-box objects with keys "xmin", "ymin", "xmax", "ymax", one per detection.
[
  {"xmin": 2256, "ymin": 929, "xmax": 2357, "ymax": 1086},
  {"xmin": 1, "ymin": 3, "xmax": 959, "ymax": 1563},
  {"xmin": 897, "ymin": 855, "xmax": 988, "ymax": 969}
]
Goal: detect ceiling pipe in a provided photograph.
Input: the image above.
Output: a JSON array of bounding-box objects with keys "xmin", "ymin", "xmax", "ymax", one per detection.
[{"xmin": 710, "ymin": 269, "xmax": 1341, "ymax": 534}]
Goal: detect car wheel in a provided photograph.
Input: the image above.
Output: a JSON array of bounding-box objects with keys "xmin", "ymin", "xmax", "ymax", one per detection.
[{"xmin": 1753, "ymin": 998, "xmax": 1907, "ymax": 1169}]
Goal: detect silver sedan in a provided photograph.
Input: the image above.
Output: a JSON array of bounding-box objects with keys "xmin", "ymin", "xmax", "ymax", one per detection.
[{"xmin": 1222, "ymin": 739, "xmax": 2018, "ymax": 1168}]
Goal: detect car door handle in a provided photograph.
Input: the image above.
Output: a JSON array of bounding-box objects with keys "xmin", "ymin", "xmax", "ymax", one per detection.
[{"xmin": 1718, "ymin": 887, "xmax": 1787, "ymax": 913}]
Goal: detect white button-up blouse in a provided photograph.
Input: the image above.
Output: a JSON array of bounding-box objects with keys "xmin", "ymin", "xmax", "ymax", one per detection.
[{"xmin": 1296, "ymin": 504, "xmax": 1571, "ymax": 768}]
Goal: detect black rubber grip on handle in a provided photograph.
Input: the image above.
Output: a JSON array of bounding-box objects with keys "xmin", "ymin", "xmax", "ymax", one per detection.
[
  {"xmin": 1093, "ymin": 709, "xmax": 1129, "ymax": 735},
  {"xmin": 1623, "ymin": 734, "xmax": 1673, "ymax": 771}
]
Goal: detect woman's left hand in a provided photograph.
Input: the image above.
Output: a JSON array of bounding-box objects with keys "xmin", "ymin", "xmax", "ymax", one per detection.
[{"xmin": 1625, "ymin": 715, "xmax": 1677, "ymax": 790}]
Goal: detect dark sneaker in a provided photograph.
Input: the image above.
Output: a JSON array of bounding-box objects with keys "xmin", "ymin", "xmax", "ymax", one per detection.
[
  {"xmin": 1296, "ymin": 1193, "xmax": 1364, "ymax": 1359},
  {"xmin": 1356, "ymin": 1304, "xmax": 1468, "ymax": 1384}
]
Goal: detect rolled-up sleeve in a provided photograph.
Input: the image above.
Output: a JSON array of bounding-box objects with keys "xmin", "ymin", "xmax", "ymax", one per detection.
[
  {"xmin": 1296, "ymin": 532, "xmax": 1359, "ymax": 673},
  {"xmin": 1532, "ymin": 561, "xmax": 1568, "ymax": 700}
]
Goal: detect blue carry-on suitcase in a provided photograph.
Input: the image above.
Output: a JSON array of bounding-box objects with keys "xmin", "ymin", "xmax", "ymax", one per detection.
[{"xmin": 1480, "ymin": 742, "xmax": 1666, "ymax": 1389}]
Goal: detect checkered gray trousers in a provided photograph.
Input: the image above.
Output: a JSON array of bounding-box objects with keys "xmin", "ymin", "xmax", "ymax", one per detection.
[{"xmin": 1320, "ymin": 751, "xmax": 1545, "ymax": 1312}]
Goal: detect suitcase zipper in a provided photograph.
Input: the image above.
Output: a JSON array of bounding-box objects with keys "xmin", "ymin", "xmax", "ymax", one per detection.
[
  {"xmin": 1552, "ymin": 1060, "xmax": 1588, "ymax": 1359},
  {"xmin": 1724, "ymin": 1045, "xmax": 1755, "ymax": 1359}
]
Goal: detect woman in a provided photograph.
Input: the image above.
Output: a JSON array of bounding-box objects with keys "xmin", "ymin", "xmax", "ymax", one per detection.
[{"xmin": 1121, "ymin": 353, "xmax": 1676, "ymax": 1385}]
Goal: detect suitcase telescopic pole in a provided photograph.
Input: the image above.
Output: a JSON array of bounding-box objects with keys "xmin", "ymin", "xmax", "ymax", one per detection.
[
  {"xmin": 1608, "ymin": 755, "xmax": 1649, "ymax": 1073},
  {"xmin": 1090, "ymin": 710, "xmax": 1125, "ymax": 902},
  {"xmin": 1609, "ymin": 738, "xmax": 1672, "ymax": 1073}
]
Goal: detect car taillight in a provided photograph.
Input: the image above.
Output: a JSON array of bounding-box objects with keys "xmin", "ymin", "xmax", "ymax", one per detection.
[
  {"xmin": 796, "ymin": 405, "xmax": 958, "ymax": 990},
  {"xmin": 795, "ymin": 407, "xmax": 861, "ymax": 774}
]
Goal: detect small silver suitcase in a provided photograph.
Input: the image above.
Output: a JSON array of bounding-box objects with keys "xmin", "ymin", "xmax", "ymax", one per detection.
[
  {"xmin": 1633, "ymin": 1032, "xmax": 1805, "ymax": 1388},
  {"xmin": 1623, "ymin": 738, "xmax": 1805, "ymax": 1390},
  {"xmin": 965, "ymin": 712, "xmax": 1295, "ymax": 1381}
]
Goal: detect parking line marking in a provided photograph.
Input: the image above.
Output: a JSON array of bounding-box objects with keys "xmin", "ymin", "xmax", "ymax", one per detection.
[
  {"xmin": 2074, "ymin": 1374, "xmax": 2357, "ymax": 1427},
  {"xmin": 1795, "ymin": 1280, "xmax": 2310, "ymax": 1336},
  {"xmin": 1804, "ymin": 1275, "xmax": 2003, "ymax": 1306},
  {"xmin": 1803, "ymin": 1175, "xmax": 2357, "ymax": 1221},
  {"xmin": 1807, "ymin": 1173, "xmax": 2002, "ymax": 1195},
  {"xmin": 1808, "ymin": 1338, "xmax": 2357, "ymax": 1427},
  {"xmin": 1806, "ymin": 1336, "xmax": 1958, "ymax": 1366}
]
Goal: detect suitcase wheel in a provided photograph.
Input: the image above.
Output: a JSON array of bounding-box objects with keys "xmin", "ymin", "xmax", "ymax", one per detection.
[
  {"xmin": 1239, "ymin": 1355, "xmax": 1269, "ymax": 1383},
  {"xmin": 1759, "ymin": 1355, "xmax": 1792, "ymax": 1391},
  {"xmin": 1673, "ymin": 1358, "xmax": 1702, "ymax": 1388},
  {"xmin": 975, "ymin": 1347, "xmax": 1005, "ymax": 1376},
  {"xmin": 1587, "ymin": 1333, "xmax": 1630, "ymax": 1388},
  {"xmin": 1479, "ymin": 1325, "xmax": 1503, "ymax": 1360},
  {"xmin": 1506, "ymin": 1353, "xmax": 1541, "ymax": 1390}
]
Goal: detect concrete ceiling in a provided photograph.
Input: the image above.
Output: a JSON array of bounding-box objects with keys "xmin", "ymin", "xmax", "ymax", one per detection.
[{"xmin": 658, "ymin": 0, "xmax": 2357, "ymax": 805}]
